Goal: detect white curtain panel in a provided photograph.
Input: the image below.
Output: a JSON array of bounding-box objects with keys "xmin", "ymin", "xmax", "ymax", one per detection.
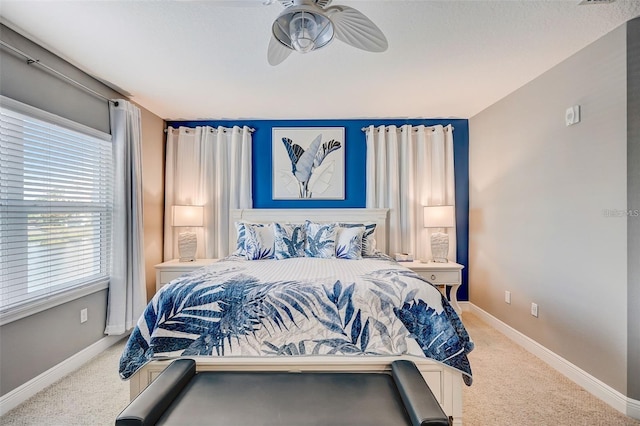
[
  {"xmin": 105, "ymin": 100, "xmax": 146, "ymax": 335},
  {"xmin": 365, "ymin": 124, "xmax": 456, "ymax": 262},
  {"xmin": 164, "ymin": 125, "xmax": 252, "ymax": 260}
]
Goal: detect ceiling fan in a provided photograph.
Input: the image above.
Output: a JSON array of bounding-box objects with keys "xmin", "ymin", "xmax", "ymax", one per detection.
[{"xmin": 267, "ymin": 0, "xmax": 388, "ymax": 65}]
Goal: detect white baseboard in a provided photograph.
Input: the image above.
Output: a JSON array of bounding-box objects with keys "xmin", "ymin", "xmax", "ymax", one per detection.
[
  {"xmin": 469, "ymin": 303, "xmax": 640, "ymax": 420},
  {"xmin": 629, "ymin": 398, "xmax": 640, "ymax": 419},
  {"xmin": 0, "ymin": 334, "xmax": 126, "ymax": 415}
]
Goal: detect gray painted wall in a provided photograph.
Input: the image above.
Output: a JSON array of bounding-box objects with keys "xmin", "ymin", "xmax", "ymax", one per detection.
[
  {"xmin": 0, "ymin": 291, "xmax": 109, "ymax": 395},
  {"xmin": 0, "ymin": 25, "xmax": 116, "ymax": 133},
  {"xmin": 0, "ymin": 24, "xmax": 122, "ymax": 397},
  {"xmin": 469, "ymin": 22, "xmax": 630, "ymax": 395},
  {"xmin": 627, "ymin": 18, "xmax": 640, "ymax": 401}
]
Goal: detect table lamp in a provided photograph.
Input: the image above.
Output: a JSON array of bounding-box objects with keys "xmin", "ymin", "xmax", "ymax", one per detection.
[
  {"xmin": 423, "ymin": 205, "xmax": 455, "ymax": 263},
  {"xmin": 172, "ymin": 205, "xmax": 203, "ymax": 262}
]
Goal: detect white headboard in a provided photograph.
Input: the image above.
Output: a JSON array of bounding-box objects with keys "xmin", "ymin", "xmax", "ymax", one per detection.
[{"xmin": 229, "ymin": 208, "xmax": 389, "ymax": 254}]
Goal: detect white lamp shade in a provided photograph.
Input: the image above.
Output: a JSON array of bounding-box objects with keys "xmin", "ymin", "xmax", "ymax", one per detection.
[
  {"xmin": 423, "ymin": 205, "xmax": 455, "ymax": 228},
  {"xmin": 172, "ymin": 205, "xmax": 203, "ymax": 227}
]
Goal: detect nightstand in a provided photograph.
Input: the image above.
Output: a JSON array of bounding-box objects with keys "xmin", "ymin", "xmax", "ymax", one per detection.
[
  {"xmin": 402, "ymin": 260, "xmax": 464, "ymax": 314},
  {"xmin": 154, "ymin": 259, "xmax": 219, "ymax": 292}
]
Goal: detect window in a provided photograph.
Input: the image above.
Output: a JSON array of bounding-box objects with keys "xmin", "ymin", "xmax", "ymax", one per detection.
[{"xmin": 0, "ymin": 98, "xmax": 113, "ymax": 315}]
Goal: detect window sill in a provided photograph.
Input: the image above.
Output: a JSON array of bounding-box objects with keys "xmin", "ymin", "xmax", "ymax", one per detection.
[{"xmin": 0, "ymin": 280, "xmax": 109, "ymax": 326}]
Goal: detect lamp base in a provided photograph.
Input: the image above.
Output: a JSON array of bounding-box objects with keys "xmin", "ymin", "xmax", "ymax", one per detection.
[
  {"xmin": 178, "ymin": 231, "xmax": 197, "ymax": 262},
  {"xmin": 430, "ymin": 232, "xmax": 449, "ymax": 263}
]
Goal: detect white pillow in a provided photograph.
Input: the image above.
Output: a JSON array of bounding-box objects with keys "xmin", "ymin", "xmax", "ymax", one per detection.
[
  {"xmin": 335, "ymin": 226, "xmax": 365, "ymax": 260},
  {"xmin": 244, "ymin": 223, "xmax": 275, "ymax": 260},
  {"xmin": 338, "ymin": 222, "xmax": 377, "ymax": 256}
]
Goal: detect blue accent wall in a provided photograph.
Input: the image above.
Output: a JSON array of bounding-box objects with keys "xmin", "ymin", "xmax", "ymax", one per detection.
[{"xmin": 167, "ymin": 118, "xmax": 469, "ymax": 301}]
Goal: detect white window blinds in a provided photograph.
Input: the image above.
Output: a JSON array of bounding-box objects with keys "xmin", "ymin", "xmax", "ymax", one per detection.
[{"xmin": 0, "ymin": 99, "xmax": 113, "ymax": 313}]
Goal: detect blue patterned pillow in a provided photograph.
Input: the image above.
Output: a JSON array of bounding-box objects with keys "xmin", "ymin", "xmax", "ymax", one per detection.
[
  {"xmin": 274, "ymin": 223, "xmax": 306, "ymax": 259},
  {"xmin": 233, "ymin": 221, "xmax": 265, "ymax": 256},
  {"xmin": 304, "ymin": 221, "xmax": 337, "ymax": 258},
  {"xmin": 335, "ymin": 226, "xmax": 365, "ymax": 259},
  {"xmin": 233, "ymin": 221, "xmax": 251, "ymax": 256},
  {"xmin": 244, "ymin": 223, "xmax": 275, "ymax": 260},
  {"xmin": 338, "ymin": 222, "xmax": 377, "ymax": 256}
]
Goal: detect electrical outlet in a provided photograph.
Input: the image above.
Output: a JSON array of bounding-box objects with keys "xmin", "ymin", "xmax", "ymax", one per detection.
[
  {"xmin": 531, "ymin": 303, "xmax": 538, "ymax": 318},
  {"xmin": 505, "ymin": 291, "xmax": 511, "ymax": 304},
  {"xmin": 80, "ymin": 308, "xmax": 88, "ymax": 323}
]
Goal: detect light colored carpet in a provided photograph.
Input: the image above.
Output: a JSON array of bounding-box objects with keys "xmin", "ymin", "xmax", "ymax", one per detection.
[
  {"xmin": 0, "ymin": 341, "xmax": 129, "ymax": 426},
  {"xmin": 1, "ymin": 312, "xmax": 638, "ymax": 425},
  {"xmin": 462, "ymin": 313, "xmax": 639, "ymax": 426}
]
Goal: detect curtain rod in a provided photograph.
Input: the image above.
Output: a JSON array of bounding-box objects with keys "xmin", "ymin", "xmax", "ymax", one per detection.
[
  {"xmin": 360, "ymin": 125, "xmax": 454, "ymax": 132},
  {"xmin": 165, "ymin": 126, "xmax": 256, "ymax": 133},
  {"xmin": 0, "ymin": 40, "xmax": 118, "ymax": 106}
]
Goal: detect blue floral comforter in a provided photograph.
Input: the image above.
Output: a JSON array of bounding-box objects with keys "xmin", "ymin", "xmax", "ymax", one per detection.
[{"xmin": 119, "ymin": 256, "xmax": 473, "ymax": 384}]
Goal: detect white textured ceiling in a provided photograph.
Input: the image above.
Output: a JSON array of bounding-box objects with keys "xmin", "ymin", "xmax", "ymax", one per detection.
[{"xmin": 1, "ymin": 1, "xmax": 639, "ymax": 120}]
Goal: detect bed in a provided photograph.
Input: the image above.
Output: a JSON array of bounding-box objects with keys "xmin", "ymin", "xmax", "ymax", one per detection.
[{"xmin": 120, "ymin": 208, "xmax": 473, "ymax": 425}]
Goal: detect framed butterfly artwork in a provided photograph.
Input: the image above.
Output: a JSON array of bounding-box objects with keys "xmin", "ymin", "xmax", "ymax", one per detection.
[{"xmin": 272, "ymin": 127, "xmax": 345, "ymax": 200}]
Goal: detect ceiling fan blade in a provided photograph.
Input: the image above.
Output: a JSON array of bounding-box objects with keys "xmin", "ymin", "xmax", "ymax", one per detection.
[
  {"xmin": 268, "ymin": 34, "xmax": 293, "ymax": 65},
  {"xmin": 277, "ymin": 0, "xmax": 332, "ymax": 7},
  {"xmin": 325, "ymin": 5, "xmax": 388, "ymax": 52},
  {"xmin": 176, "ymin": 0, "xmax": 273, "ymax": 6}
]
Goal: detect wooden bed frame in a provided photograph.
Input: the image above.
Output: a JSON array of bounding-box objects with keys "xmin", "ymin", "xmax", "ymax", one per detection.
[{"xmin": 128, "ymin": 208, "xmax": 464, "ymax": 425}]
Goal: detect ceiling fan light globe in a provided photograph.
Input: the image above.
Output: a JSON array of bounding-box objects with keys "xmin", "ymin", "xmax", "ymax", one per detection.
[
  {"xmin": 272, "ymin": 5, "xmax": 334, "ymax": 54},
  {"xmin": 292, "ymin": 36, "xmax": 314, "ymax": 53},
  {"xmin": 290, "ymin": 12, "xmax": 318, "ymax": 52}
]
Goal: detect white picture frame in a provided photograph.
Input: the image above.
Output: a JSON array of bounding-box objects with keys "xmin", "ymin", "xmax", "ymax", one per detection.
[{"xmin": 272, "ymin": 127, "xmax": 345, "ymax": 200}]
